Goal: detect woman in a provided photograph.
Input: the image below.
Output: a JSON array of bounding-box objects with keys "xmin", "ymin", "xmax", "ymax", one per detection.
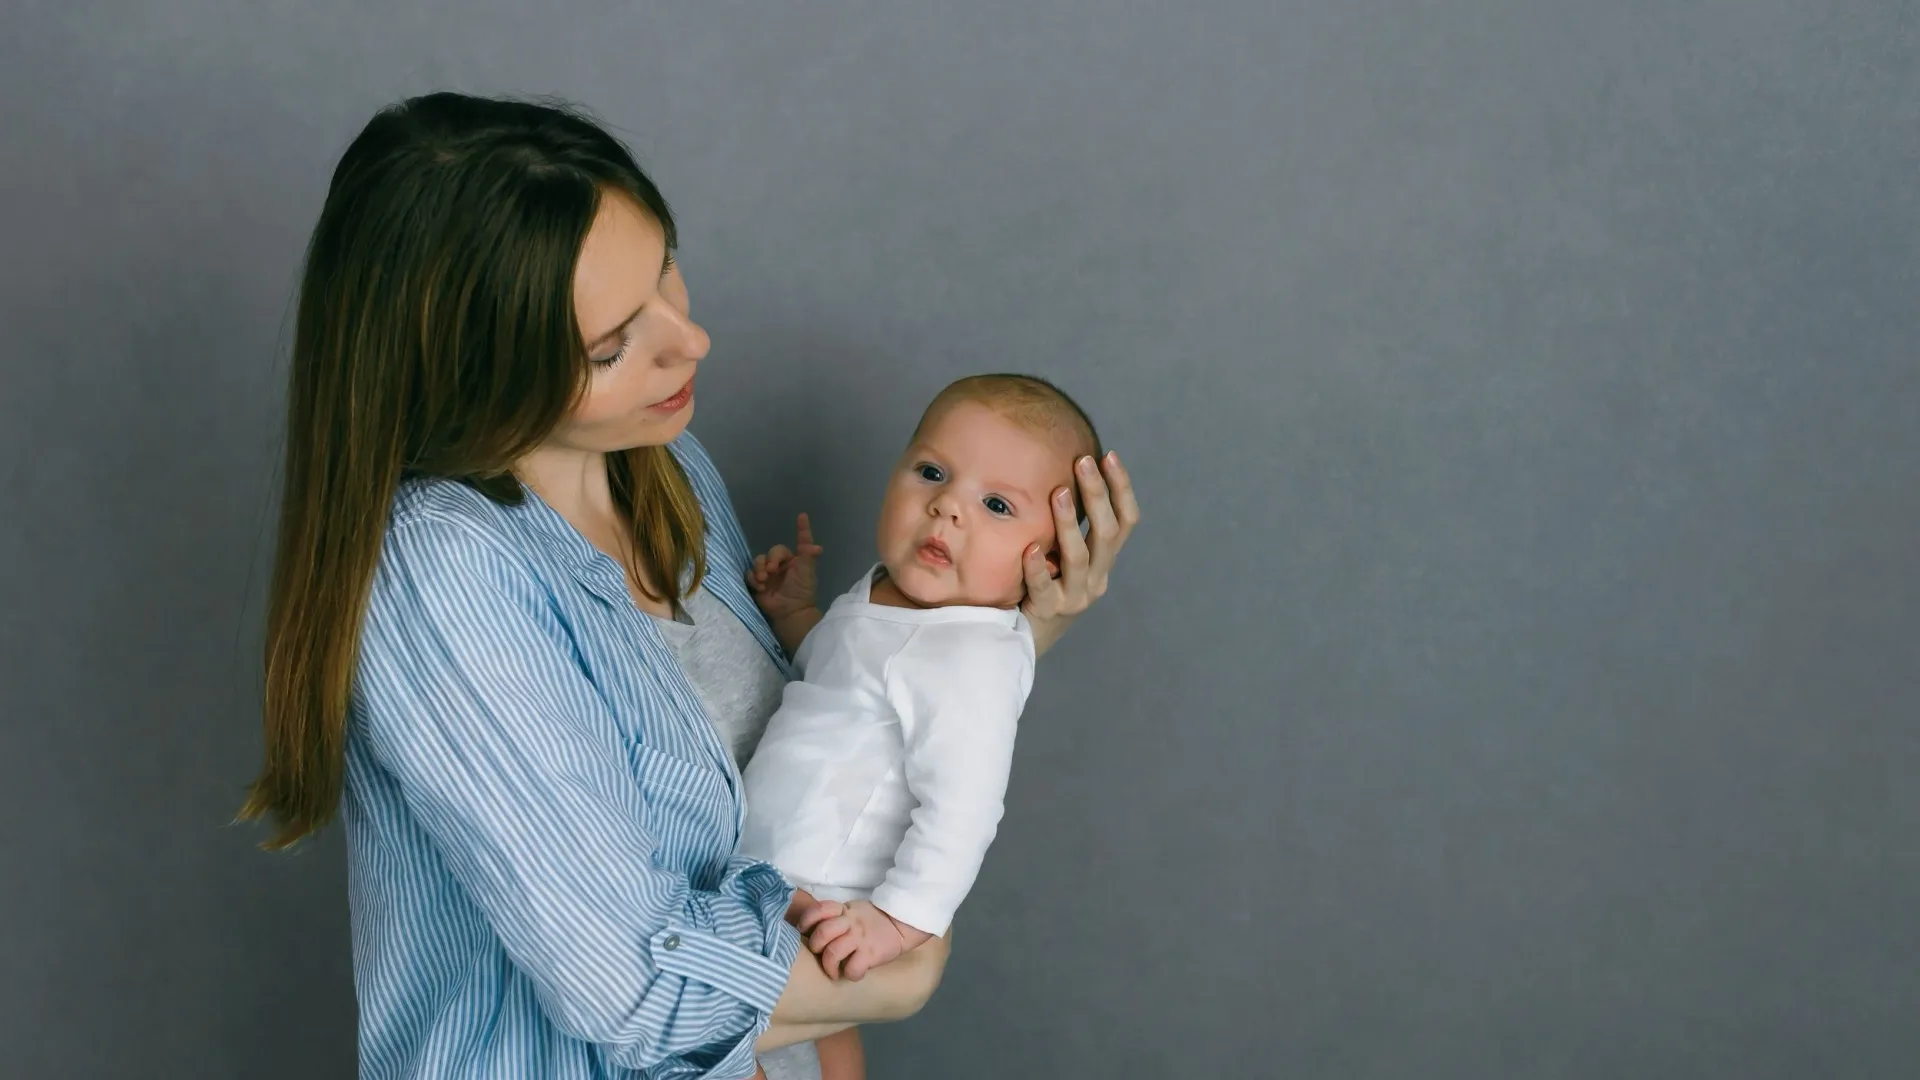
[{"xmin": 241, "ymin": 92, "xmax": 1138, "ymax": 1080}]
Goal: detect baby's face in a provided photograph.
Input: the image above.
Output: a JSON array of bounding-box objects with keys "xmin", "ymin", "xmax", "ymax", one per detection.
[{"xmin": 876, "ymin": 401, "xmax": 1078, "ymax": 609}]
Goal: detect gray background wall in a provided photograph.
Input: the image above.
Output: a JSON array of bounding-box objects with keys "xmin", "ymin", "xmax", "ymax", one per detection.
[{"xmin": 2, "ymin": 1, "xmax": 1915, "ymax": 1077}]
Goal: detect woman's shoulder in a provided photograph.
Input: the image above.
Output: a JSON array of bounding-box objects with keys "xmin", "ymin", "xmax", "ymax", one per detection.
[
  {"xmin": 392, "ymin": 475, "xmax": 511, "ymax": 533},
  {"xmin": 383, "ymin": 476, "xmax": 537, "ymax": 572}
]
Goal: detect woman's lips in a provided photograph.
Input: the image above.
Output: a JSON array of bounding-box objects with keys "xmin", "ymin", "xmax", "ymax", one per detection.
[{"xmin": 649, "ymin": 378, "xmax": 694, "ymax": 412}]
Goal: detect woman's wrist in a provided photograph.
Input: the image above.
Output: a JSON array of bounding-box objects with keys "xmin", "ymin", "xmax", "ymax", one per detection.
[{"xmin": 1029, "ymin": 610, "xmax": 1074, "ymax": 658}]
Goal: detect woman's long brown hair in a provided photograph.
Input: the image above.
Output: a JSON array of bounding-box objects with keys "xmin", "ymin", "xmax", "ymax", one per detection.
[{"xmin": 239, "ymin": 93, "xmax": 706, "ymax": 849}]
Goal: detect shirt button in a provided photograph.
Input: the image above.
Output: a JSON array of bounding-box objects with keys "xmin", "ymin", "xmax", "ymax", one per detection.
[{"xmin": 663, "ymin": 934, "xmax": 681, "ymax": 951}]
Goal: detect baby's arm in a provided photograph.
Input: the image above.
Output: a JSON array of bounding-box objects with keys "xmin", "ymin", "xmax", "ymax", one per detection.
[{"xmin": 802, "ymin": 622, "xmax": 1032, "ymax": 978}]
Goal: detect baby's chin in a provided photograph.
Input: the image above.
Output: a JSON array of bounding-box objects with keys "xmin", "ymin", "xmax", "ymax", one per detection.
[{"xmin": 884, "ymin": 559, "xmax": 1021, "ymax": 610}]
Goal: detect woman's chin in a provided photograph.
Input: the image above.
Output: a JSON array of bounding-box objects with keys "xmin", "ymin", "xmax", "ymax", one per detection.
[
  {"xmin": 605, "ymin": 403, "xmax": 696, "ymax": 451},
  {"xmin": 648, "ymin": 400, "xmax": 695, "ymax": 441}
]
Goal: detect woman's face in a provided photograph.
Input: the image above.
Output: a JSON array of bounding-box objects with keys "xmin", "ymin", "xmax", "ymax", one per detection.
[{"xmin": 546, "ymin": 190, "xmax": 710, "ymax": 454}]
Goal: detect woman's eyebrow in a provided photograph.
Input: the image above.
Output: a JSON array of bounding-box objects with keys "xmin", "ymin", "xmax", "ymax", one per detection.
[
  {"xmin": 584, "ymin": 252, "xmax": 674, "ymax": 351},
  {"xmin": 584, "ymin": 304, "xmax": 644, "ymax": 352}
]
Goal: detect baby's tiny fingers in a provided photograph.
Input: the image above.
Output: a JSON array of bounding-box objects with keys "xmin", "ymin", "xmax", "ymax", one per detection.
[
  {"xmin": 820, "ymin": 934, "xmax": 859, "ymax": 980},
  {"xmin": 797, "ymin": 899, "xmax": 843, "ymax": 928},
  {"xmin": 805, "ymin": 927, "xmax": 837, "ymax": 956},
  {"xmin": 796, "ymin": 902, "xmax": 843, "ymax": 935},
  {"xmin": 805, "ymin": 916, "xmax": 851, "ymax": 949},
  {"xmin": 843, "ymin": 952, "xmax": 872, "ymax": 982}
]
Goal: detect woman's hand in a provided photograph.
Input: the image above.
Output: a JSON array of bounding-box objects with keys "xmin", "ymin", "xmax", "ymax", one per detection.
[{"xmin": 1022, "ymin": 451, "xmax": 1140, "ymax": 656}]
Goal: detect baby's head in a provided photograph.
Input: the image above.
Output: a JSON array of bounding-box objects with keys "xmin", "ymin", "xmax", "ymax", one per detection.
[{"xmin": 876, "ymin": 374, "xmax": 1102, "ymax": 609}]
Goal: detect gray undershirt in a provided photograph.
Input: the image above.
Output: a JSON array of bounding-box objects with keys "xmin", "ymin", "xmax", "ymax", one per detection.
[
  {"xmin": 651, "ymin": 586, "xmax": 789, "ymax": 771},
  {"xmin": 650, "ymin": 588, "xmax": 819, "ymax": 1080}
]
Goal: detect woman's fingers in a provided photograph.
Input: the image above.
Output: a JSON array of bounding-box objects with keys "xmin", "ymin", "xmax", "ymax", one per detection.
[
  {"xmin": 1022, "ymin": 543, "xmax": 1057, "ymax": 600},
  {"xmin": 1102, "ymin": 451, "xmax": 1140, "ymax": 535},
  {"xmin": 1051, "ymin": 484, "xmax": 1091, "ymax": 613},
  {"xmin": 1076, "ymin": 456, "xmax": 1120, "ymax": 593}
]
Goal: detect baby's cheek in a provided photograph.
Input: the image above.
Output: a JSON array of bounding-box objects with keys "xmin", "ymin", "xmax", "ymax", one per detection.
[
  {"xmin": 984, "ymin": 532, "xmax": 1044, "ymax": 603},
  {"xmin": 874, "ymin": 501, "xmax": 917, "ymax": 553}
]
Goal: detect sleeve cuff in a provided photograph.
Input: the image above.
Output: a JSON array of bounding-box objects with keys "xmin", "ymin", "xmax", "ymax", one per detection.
[
  {"xmin": 654, "ymin": 860, "xmax": 802, "ymax": 1018},
  {"xmin": 869, "ymin": 883, "xmax": 953, "ymax": 939}
]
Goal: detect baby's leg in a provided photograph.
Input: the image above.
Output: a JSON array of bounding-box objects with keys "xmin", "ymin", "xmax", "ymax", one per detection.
[
  {"xmin": 758, "ymin": 1041, "xmax": 825, "ymax": 1080},
  {"xmin": 815, "ymin": 1027, "xmax": 866, "ymax": 1080}
]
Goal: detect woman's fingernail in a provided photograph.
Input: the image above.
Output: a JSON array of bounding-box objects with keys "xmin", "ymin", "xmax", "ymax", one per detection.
[
  {"xmin": 1107, "ymin": 450, "xmax": 1120, "ymax": 466},
  {"xmin": 1078, "ymin": 456, "xmax": 1095, "ymax": 473},
  {"xmin": 1056, "ymin": 489, "xmax": 1071, "ymax": 508}
]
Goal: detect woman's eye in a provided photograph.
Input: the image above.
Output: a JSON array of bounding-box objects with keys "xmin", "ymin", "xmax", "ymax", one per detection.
[
  {"xmin": 917, "ymin": 464, "xmax": 944, "ymax": 482},
  {"xmin": 591, "ymin": 334, "xmax": 631, "ymax": 368},
  {"xmin": 984, "ymin": 496, "xmax": 1012, "ymax": 516}
]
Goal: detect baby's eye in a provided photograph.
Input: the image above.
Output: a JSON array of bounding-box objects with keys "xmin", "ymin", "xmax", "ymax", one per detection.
[
  {"xmin": 983, "ymin": 495, "xmax": 1013, "ymax": 517},
  {"xmin": 917, "ymin": 463, "xmax": 944, "ymax": 482}
]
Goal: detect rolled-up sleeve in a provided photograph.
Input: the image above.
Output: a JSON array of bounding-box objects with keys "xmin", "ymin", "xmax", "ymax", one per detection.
[{"xmin": 354, "ymin": 515, "xmax": 798, "ymax": 1077}]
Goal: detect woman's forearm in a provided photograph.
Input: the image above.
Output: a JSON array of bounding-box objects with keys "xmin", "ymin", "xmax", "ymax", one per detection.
[
  {"xmin": 1031, "ymin": 616, "xmax": 1066, "ymax": 658},
  {"xmin": 771, "ymin": 931, "xmax": 950, "ymax": 1025},
  {"xmin": 756, "ymin": 1020, "xmax": 853, "ymax": 1053}
]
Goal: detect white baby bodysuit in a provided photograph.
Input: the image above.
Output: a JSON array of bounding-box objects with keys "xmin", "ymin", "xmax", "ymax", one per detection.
[{"xmin": 740, "ymin": 566, "xmax": 1035, "ymax": 937}]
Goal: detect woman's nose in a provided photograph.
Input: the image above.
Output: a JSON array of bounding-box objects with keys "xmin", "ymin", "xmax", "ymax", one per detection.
[{"xmin": 662, "ymin": 308, "xmax": 710, "ymax": 365}]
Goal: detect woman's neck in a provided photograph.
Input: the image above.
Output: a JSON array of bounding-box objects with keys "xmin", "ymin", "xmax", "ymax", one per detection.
[
  {"xmin": 517, "ymin": 445, "xmax": 674, "ymax": 616},
  {"xmin": 515, "ymin": 445, "xmax": 618, "ymax": 526}
]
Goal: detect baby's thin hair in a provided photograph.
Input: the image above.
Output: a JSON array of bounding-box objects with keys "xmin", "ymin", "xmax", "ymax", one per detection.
[{"xmin": 913, "ymin": 373, "xmax": 1103, "ymax": 463}]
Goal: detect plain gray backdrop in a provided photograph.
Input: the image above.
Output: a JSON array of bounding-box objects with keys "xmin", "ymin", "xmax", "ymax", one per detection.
[{"xmin": 3, "ymin": 1, "xmax": 1916, "ymax": 1077}]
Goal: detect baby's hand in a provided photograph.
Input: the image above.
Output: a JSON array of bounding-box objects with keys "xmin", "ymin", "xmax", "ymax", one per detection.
[
  {"xmin": 797, "ymin": 899, "xmax": 932, "ymax": 982},
  {"xmin": 747, "ymin": 513, "xmax": 823, "ymax": 620}
]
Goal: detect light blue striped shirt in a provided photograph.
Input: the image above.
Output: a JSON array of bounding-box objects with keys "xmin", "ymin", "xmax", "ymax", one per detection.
[{"xmin": 343, "ymin": 432, "xmax": 802, "ymax": 1080}]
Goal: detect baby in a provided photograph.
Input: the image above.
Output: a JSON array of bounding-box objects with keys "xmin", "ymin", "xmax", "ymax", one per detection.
[{"xmin": 742, "ymin": 373, "xmax": 1101, "ymax": 1077}]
